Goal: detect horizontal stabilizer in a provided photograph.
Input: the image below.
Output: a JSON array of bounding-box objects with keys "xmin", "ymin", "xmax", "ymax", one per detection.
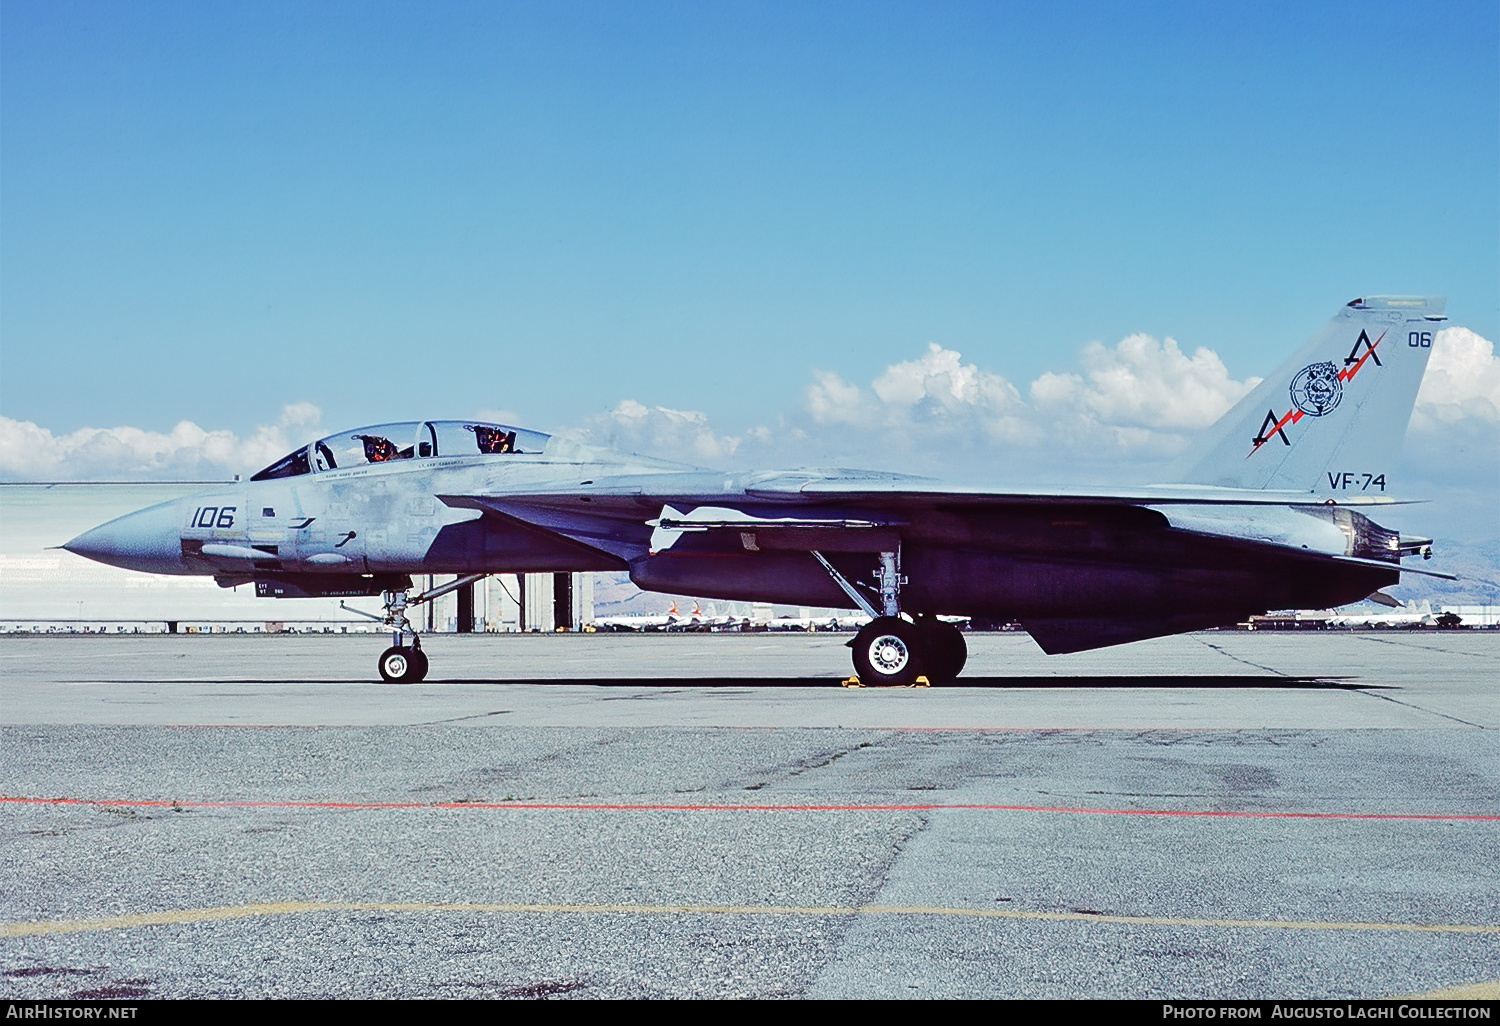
[
  {"xmin": 787, "ymin": 480, "xmax": 1405, "ymax": 507},
  {"xmin": 1330, "ymin": 555, "xmax": 1456, "ymax": 580}
]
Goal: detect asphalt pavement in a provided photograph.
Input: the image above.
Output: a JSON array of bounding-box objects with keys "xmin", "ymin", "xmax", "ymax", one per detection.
[{"xmin": 1, "ymin": 630, "xmax": 1496, "ymax": 999}]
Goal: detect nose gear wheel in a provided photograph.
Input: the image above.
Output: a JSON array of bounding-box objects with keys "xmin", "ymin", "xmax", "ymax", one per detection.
[{"xmin": 378, "ymin": 642, "xmax": 427, "ymax": 683}]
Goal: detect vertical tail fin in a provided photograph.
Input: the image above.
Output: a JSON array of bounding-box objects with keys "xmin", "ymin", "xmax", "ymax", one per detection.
[{"xmin": 1168, "ymin": 296, "xmax": 1446, "ymax": 496}]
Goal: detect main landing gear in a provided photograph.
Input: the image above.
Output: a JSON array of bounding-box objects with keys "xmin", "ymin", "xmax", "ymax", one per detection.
[
  {"xmin": 849, "ymin": 615, "xmax": 967, "ymax": 686},
  {"xmin": 816, "ymin": 549, "xmax": 968, "ymax": 686}
]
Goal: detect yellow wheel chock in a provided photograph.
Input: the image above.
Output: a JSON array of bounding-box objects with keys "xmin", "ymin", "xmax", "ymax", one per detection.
[{"xmin": 841, "ymin": 675, "xmax": 931, "ymax": 689}]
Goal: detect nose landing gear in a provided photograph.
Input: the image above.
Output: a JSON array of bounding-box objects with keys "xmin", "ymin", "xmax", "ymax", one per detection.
[
  {"xmin": 376, "ymin": 586, "xmax": 427, "ymax": 683},
  {"xmin": 345, "ymin": 573, "xmax": 490, "ymax": 683}
]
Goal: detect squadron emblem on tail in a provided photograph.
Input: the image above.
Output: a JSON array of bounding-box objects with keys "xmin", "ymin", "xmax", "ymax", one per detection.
[{"xmin": 1289, "ymin": 361, "xmax": 1343, "ymax": 417}]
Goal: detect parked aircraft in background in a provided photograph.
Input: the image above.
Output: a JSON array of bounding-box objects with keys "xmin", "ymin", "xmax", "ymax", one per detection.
[
  {"xmin": 592, "ymin": 601, "xmax": 683, "ymax": 632},
  {"xmin": 761, "ymin": 611, "xmax": 874, "ymax": 632},
  {"xmin": 1327, "ymin": 600, "xmax": 1441, "ymax": 629},
  {"xmin": 676, "ymin": 601, "xmax": 710, "ymax": 631},
  {"xmin": 63, "ymin": 297, "xmax": 1454, "ymax": 684}
]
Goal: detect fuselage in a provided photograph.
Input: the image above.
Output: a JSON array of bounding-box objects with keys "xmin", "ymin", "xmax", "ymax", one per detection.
[
  {"xmin": 64, "ymin": 424, "xmax": 1399, "ymax": 649},
  {"xmin": 56, "ymin": 297, "xmax": 1445, "ymax": 671}
]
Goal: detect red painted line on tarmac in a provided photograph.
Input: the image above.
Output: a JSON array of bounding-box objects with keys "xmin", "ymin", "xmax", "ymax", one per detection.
[{"xmin": 2, "ymin": 796, "xmax": 1495, "ymax": 822}]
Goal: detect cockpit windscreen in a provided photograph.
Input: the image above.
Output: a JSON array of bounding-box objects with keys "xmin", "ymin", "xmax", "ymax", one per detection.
[{"xmin": 250, "ymin": 420, "xmax": 550, "ymax": 480}]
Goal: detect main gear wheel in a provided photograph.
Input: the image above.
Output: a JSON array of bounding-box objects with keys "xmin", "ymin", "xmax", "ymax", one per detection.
[
  {"xmin": 851, "ymin": 616, "xmax": 925, "ymax": 686},
  {"xmin": 918, "ymin": 616, "xmax": 968, "ymax": 683}
]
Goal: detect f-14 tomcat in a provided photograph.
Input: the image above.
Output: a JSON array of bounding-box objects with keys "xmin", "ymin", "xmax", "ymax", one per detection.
[{"xmin": 64, "ymin": 297, "xmax": 1453, "ymax": 683}]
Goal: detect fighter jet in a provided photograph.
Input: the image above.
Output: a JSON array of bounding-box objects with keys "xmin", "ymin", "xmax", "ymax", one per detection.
[
  {"xmin": 63, "ymin": 297, "xmax": 1454, "ymax": 684},
  {"xmin": 592, "ymin": 601, "xmax": 683, "ymax": 632},
  {"xmin": 1327, "ymin": 599, "xmax": 1441, "ymax": 629}
]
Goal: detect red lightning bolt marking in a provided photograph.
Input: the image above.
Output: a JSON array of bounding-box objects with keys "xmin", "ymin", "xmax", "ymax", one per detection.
[
  {"xmin": 1246, "ymin": 330, "xmax": 1386, "ymax": 458},
  {"xmin": 1339, "ymin": 329, "xmax": 1386, "ymax": 382},
  {"xmin": 1247, "ymin": 409, "xmax": 1304, "ymax": 457}
]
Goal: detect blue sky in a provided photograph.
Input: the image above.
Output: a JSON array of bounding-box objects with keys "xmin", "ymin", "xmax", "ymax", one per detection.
[{"xmin": 3, "ymin": 0, "xmax": 1495, "ymax": 439}]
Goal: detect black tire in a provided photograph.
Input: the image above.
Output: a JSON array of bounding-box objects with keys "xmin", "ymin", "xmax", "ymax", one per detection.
[
  {"xmin": 852, "ymin": 616, "xmax": 925, "ymax": 686},
  {"xmin": 407, "ymin": 648, "xmax": 429, "ymax": 683},
  {"xmin": 918, "ymin": 618, "xmax": 968, "ymax": 683},
  {"xmin": 378, "ymin": 646, "xmax": 421, "ymax": 683}
]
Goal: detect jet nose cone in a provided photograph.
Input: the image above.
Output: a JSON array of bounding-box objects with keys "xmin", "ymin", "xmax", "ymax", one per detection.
[{"xmin": 62, "ymin": 501, "xmax": 186, "ymax": 573}]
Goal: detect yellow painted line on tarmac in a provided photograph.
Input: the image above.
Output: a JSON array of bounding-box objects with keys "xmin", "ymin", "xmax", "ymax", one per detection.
[{"xmin": 3, "ymin": 901, "xmax": 1498, "ymax": 938}]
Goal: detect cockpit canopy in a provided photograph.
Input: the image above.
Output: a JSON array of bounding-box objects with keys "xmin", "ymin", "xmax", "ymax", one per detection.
[{"xmin": 251, "ymin": 421, "xmax": 550, "ymax": 481}]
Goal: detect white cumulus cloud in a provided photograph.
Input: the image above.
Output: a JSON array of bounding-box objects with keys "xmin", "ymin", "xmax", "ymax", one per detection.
[
  {"xmin": 1412, "ymin": 326, "xmax": 1500, "ymax": 428},
  {"xmin": 0, "ymin": 404, "xmax": 323, "ymax": 481},
  {"xmin": 808, "ymin": 344, "xmax": 1035, "ymax": 444},
  {"xmin": 871, "ymin": 343, "xmax": 1025, "ymax": 415},
  {"xmin": 11, "ymin": 326, "xmax": 1496, "ymax": 488},
  {"xmin": 580, "ymin": 399, "xmax": 763, "ymax": 465},
  {"xmin": 1030, "ymin": 333, "xmax": 1261, "ymax": 438},
  {"xmin": 805, "ymin": 370, "xmax": 869, "ymax": 426},
  {"xmin": 1401, "ymin": 326, "xmax": 1500, "ymax": 504},
  {"xmin": 805, "ymin": 335, "xmax": 1258, "ymax": 464}
]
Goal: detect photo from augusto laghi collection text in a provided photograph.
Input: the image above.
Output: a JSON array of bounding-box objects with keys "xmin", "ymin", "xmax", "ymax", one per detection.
[{"xmin": 1162, "ymin": 1006, "xmax": 1492, "ymax": 1020}]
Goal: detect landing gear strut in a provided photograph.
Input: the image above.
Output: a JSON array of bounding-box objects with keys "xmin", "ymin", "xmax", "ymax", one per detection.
[
  {"xmin": 345, "ymin": 573, "xmax": 490, "ymax": 683},
  {"xmin": 376, "ymin": 587, "xmax": 427, "ymax": 683},
  {"xmin": 815, "ymin": 548, "xmax": 968, "ymax": 686}
]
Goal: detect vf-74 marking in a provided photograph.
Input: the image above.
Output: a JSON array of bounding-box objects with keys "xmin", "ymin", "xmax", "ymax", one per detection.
[{"xmin": 1327, "ymin": 473, "xmax": 1387, "ymax": 491}]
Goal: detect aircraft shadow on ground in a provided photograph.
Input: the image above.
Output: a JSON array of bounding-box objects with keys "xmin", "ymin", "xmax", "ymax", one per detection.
[
  {"xmin": 73, "ymin": 675, "xmax": 1384, "ymax": 689},
  {"xmin": 424, "ymin": 674, "xmax": 1380, "ymax": 690}
]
